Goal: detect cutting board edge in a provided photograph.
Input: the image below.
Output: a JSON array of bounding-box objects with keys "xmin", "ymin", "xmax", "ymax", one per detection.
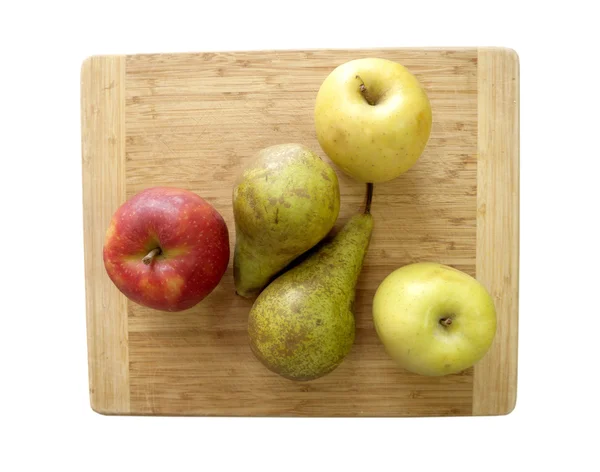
[
  {"xmin": 81, "ymin": 55, "xmax": 131, "ymax": 415},
  {"xmin": 472, "ymin": 46, "xmax": 520, "ymax": 416}
]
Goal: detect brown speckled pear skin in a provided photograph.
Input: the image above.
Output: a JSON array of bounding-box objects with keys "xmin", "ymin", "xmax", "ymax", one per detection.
[
  {"xmin": 233, "ymin": 143, "xmax": 340, "ymax": 298},
  {"xmin": 248, "ymin": 198, "xmax": 374, "ymax": 381}
]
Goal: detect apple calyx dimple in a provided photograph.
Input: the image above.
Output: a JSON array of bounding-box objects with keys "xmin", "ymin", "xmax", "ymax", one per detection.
[
  {"xmin": 142, "ymin": 247, "xmax": 162, "ymax": 265},
  {"xmin": 439, "ymin": 317, "xmax": 453, "ymax": 327}
]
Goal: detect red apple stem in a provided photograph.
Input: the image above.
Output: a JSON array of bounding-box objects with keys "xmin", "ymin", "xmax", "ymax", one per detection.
[
  {"xmin": 364, "ymin": 183, "xmax": 374, "ymax": 214},
  {"xmin": 440, "ymin": 317, "xmax": 453, "ymax": 327},
  {"xmin": 142, "ymin": 247, "xmax": 162, "ymax": 265},
  {"xmin": 356, "ymin": 75, "xmax": 377, "ymax": 106}
]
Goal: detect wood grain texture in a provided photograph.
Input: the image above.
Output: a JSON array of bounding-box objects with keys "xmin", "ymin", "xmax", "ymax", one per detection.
[
  {"xmin": 473, "ymin": 48, "xmax": 520, "ymax": 415},
  {"xmin": 81, "ymin": 48, "xmax": 518, "ymax": 416},
  {"xmin": 81, "ymin": 56, "xmax": 130, "ymax": 414}
]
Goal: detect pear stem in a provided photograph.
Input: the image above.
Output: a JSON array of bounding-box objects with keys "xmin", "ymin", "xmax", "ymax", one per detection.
[
  {"xmin": 364, "ymin": 183, "xmax": 374, "ymax": 214},
  {"xmin": 439, "ymin": 317, "xmax": 453, "ymax": 327},
  {"xmin": 356, "ymin": 75, "xmax": 377, "ymax": 106},
  {"xmin": 142, "ymin": 247, "xmax": 162, "ymax": 265}
]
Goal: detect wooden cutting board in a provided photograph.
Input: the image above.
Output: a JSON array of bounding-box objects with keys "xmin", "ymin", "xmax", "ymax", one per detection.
[{"xmin": 81, "ymin": 47, "xmax": 519, "ymax": 417}]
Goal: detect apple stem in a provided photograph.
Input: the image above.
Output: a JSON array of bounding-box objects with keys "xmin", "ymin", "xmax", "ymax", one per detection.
[
  {"xmin": 364, "ymin": 183, "xmax": 374, "ymax": 214},
  {"xmin": 440, "ymin": 317, "xmax": 453, "ymax": 327},
  {"xmin": 142, "ymin": 247, "xmax": 162, "ymax": 265},
  {"xmin": 356, "ymin": 75, "xmax": 377, "ymax": 106}
]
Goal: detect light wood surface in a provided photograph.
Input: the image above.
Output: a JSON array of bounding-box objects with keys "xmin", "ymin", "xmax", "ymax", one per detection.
[
  {"xmin": 473, "ymin": 48, "xmax": 520, "ymax": 415},
  {"xmin": 81, "ymin": 56, "xmax": 130, "ymax": 414},
  {"xmin": 81, "ymin": 48, "xmax": 519, "ymax": 416}
]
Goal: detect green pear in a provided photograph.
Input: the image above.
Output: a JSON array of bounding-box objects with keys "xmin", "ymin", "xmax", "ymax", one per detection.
[
  {"xmin": 233, "ymin": 143, "xmax": 340, "ymax": 298},
  {"xmin": 248, "ymin": 184, "xmax": 374, "ymax": 381}
]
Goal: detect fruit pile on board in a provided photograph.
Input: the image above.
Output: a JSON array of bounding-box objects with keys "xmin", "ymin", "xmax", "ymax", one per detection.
[{"xmin": 103, "ymin": 58, "xmax": 497, "ymax": 380}]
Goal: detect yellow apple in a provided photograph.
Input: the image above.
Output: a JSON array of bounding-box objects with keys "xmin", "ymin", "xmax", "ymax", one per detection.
[
  {"xmin": 314, "ymin": 57, "xmax": 432, "ymax": 183},
  {"xmin": 372, "ymin": 262, "xmax": 496, "ymax": 376}
]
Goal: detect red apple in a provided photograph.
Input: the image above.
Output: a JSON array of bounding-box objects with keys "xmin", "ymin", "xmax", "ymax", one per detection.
[{"xmin": 103, "ymin": 187, "xmax": 230, "ymax": 312}]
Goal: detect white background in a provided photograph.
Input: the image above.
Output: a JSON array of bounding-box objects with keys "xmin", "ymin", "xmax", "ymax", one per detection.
[{"xmin": 1, "ymin": 1, "xmax": 598, "ymax": 470}]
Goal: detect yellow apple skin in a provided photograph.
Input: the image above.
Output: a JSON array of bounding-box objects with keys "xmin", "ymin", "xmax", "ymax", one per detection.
[
  {"xmin": 372, "ymin": 262, "xmax": 496, "ymax": 376},
  {"xmin": 314, "ymin": 58, "xmax": 432, "ymax": 183}
]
